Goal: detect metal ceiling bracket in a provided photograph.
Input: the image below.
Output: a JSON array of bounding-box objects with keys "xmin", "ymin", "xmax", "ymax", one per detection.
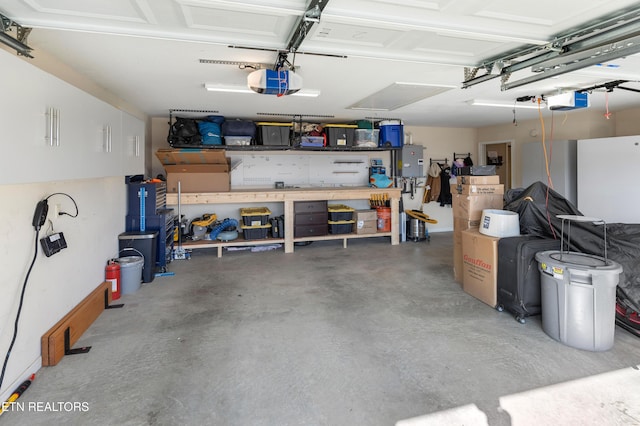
[
  {"xmin": 0, "ymin": 12, "xmax": 34, "ymax": 58},
  {"xmin": 463, "ymin": 4, "xmax": 640, "ymax": 91},
  {"xmin": 286, "ymin": 0, "xmax": 329, "ymax": 53}
]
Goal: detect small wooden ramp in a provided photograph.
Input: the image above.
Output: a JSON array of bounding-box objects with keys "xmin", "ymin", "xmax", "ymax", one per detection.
[{"xmin": 41, "ymin": 282, "xmax": 122, "ymax": 366}]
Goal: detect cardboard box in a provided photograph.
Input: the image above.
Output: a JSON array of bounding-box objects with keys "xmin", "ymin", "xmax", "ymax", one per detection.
[
  {"xmin": 355, "ymin": 209, "xmax": 378, "ymax": 222},
  {"xmin": 452, "ymin": 193, "xmax": 503, "ymax": 220},
  {"xmin": 354, "ymin": 220, "xmax": 377, "ymax": 234},
  {"xmin": 450, "ymin": 183, "xmax": 504, "ymax": 195},
  {"xmin": 456, "ymin": 175, "xmax": 500, "ymax": 185},
  {"xmin": 453, "ymin": 218, "xmax": 479, "ymax": 283},
  {"xmin": 156, "ymin": 149, "xmax": 230, "ymax": 192},
  {"xmin": 461, "ymin": 228, "xmax": 499, "ymax": 308},
  {"xmin": 453, "ymin": 230, "xmax": 463, "ymax": 283}
]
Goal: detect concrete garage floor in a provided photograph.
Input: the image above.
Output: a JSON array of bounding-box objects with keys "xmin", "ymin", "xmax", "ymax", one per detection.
[{"xmin": 3, "ymin": 232, "xmax": 640, "ymax": 425}]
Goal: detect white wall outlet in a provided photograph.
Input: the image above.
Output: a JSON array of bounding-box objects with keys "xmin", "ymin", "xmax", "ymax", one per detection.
[{"xmin": 54, "ymin": 203, "xmax": 61, "ymax": 216}]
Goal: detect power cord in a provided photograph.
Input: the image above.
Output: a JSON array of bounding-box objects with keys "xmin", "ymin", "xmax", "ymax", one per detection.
[
  {"xmin": 0, "ymin": 228, "xmax": 39, "ymax": 391},
  {"xmin": 46, "ymin": 192, "xmax": 79, "ymax": 218},
  {"xmin": 0, "ymin": 193, "xmax": 78, "ymax": 391}
]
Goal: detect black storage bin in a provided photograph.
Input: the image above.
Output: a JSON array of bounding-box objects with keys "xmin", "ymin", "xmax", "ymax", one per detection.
[
  {"xmin": 257, "ymin": 122, "xmax": 291, "ymax": 146},
  {"xmin": 328, "ymin": 204, "xmax": 355, "ymax": 221},
  {"xmin": 325, "ymin": 126, "xmax": 356, "ymax": 147},
  {"xmin": 328, "ymin": 220, "xmax": 355, "ymax": 234},
  {"xmin": 118, "ymin": 231, "xmax": 158, "ymax": 283},
  {"xmin": 241, "ymin": 224, "xmax": 271, "ymax": 240},
  {"xmin": 240, "ymin": 207, "xmax": 271, "ymax": 226}
]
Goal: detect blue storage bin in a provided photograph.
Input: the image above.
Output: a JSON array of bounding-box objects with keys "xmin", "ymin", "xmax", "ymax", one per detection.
[{"xmin": 379, "ymin": 121, "xmax": 404, "ymax": 147}]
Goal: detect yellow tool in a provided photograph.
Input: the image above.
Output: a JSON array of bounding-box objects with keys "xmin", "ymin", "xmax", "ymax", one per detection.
[
  {"xmin": 406, "ymin": 209, "xmax": 438, "ymax": 224},
  {"xmin": 0, "ymin": 374, "xmax": 34, "ymax": 417},
  {"xmin": 191, "ymin": 213, "xmax": 217, "ymax": 227}
]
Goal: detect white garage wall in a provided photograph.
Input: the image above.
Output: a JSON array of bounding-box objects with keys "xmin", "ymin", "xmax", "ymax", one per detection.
[{"xmin": 0, "ymin": 177, "xmax": 125, "ymax": 401}]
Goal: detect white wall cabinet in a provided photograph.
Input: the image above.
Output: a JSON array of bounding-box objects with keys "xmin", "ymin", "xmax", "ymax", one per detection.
[
  {"xmin": 121, "ymin": 112, "xmax": 145, "ymax": 176},
  {"xmin": 577, "ymin": 135, "xmax": 640, "ymax": 223},
  {"xmin": 0, "ymin": 49, "xmax": 143, "ymax": 184}
]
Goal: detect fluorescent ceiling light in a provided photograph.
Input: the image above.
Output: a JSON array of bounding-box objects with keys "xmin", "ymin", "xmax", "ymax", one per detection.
[
  {"xmin": 468, "ymin": 100, "xmax": 544, "ymax": 109},
  {"xmin": 204, "ymin": 84, "xmax": 253, "ymax": 94},
  {"xmin": 204, "ymin": 83, "xmax": 320, "ymax": 97}
]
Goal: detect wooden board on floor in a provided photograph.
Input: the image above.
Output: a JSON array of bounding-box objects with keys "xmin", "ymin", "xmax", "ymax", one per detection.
[{"xmin": 41, "ymin": 281, "xmax": 112, "ymax": 366}]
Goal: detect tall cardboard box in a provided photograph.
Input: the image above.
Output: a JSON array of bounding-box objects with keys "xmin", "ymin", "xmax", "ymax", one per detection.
[
  {"xmin": 456, "ymin": 175, "xmax": 500, "ymax": 185},
  {"xmin": 453, "ymin": 218, "xmax": 479, "ymax": 283},
  {"xmin": 450, "ymin": 183, "xmax": 504, "ymax": 196},
  {"xmin": 452, "ymin": 193, "xmax": 503, "ymax": 221},
  {"xmin": 156, "ymin": 149, "xmax": 231, "ymax": 192},
  {"xmin": 461, "ymin": 228, "xmax": 499, "ymax": 308}
]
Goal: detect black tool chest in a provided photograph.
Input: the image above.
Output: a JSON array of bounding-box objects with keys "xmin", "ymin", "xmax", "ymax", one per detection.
[
  {"xmin": 294, "ymin": 201, "xmax": 328, "ymax": 238},
  {"xmin": 126, "ymin": 182, "xmax": 174, "ymax": 271}
]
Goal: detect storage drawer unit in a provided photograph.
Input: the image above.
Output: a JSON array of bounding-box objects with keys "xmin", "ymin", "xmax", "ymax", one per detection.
[
  {"xmin": 294, "ymin": 200, "xmax": 328, "ymax": 213},
  {"xmin": 294, "ymin": 201, "xmax": 328, "ymax": 238},
  {"xmin": 295, "ymin": 224, "xmax": 328, "ymax": 237},
  {"xmin": 294, "ymin": 212, "xmax": 328, "ymax": 225}
]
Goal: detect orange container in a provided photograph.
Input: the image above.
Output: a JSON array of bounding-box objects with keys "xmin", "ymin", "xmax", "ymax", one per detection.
[{"xmin": 376, "ymin": 207, "xmax": 391, "ymax": 232}]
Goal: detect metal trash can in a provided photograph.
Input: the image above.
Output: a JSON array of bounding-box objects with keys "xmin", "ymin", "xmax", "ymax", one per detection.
[
  {"xmin": 535, "ymin": 215, "xmax": 623, "ymax": 351},
  {"xmin": 117, "ymin": 256, "xmax": 144, "ymax": 295},
  {"xmin": 118, "ymin": 231, "xmax": 158, "ymax": 283}
]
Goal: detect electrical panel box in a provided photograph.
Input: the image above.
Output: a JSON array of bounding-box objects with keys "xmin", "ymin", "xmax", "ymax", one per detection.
[{"xmin": 399, "ymin": 145, "xmax": 424, "ymax": 177}]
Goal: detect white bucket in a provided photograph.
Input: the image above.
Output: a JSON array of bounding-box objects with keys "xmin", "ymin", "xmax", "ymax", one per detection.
[{"xmin": 479, "ymin": 209, "xmax": 520, "ymax": 237}]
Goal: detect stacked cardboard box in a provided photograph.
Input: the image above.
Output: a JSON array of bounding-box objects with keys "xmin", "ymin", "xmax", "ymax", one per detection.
[
  {"xmin": 461, "ymin": 228, "xmax": 500, "ymax": 307},
  {"xmin": 353, "ymin": 210, "xmax": 377, "ymax": 234},
  {"xmin": 156, "ymin": 149, "xmax": 231, "ymax": 193},
  {"xmin": 451, "ymin": 175, "xmax": 503, "ymax": 284}
]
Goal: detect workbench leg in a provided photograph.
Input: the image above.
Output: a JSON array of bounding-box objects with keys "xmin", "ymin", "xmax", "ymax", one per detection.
[
  {"xmin": 343, "ymin": 238, "xmax": 347, "ymax": 249},
  {"xmin": 217, "ymin": 246, "xmax": 222, "ymax": 258},
  {"xmin": 391, "ymin": 196, "xmax": 400, "ymax": 246},
  {"xmin": 284, "ymin": 200, "xmax": 295, "ymax": 253}
]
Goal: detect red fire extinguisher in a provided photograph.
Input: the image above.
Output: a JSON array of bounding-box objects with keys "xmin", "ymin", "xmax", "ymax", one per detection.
[{"xmin": 105, "ymin": 260, "xmax": 121, "ymax": 300}]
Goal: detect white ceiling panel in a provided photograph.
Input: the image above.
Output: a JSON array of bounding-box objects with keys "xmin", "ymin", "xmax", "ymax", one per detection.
[
  {"xmin": 181, "ymin": 5, "xmax": 296, "ymax": 40},
  {"xmin": 2, "ymin": 0, "xmax": 640, "ymax": 127},
  {"xmin": 22, "ymin": 0, "xmax": 153, "ymax": 22}
]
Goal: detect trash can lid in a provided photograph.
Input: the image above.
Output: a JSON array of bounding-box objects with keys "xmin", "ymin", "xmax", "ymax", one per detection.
[
  {"xmin": 116, "ymin": 256, "xmax": 144, "ymax": 266},
  {"xmin": 548, "ymin": 252, "xmax": 607, "ymax": 268}
]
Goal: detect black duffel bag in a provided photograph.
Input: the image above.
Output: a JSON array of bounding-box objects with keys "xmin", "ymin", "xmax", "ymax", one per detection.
[
  {"xmin": 168, "ymin": 117, "xmax": 202, "ymax": 146},
  {"xmin": 222, "ymin": 119, "xmax": 256, "ymax": 137}
]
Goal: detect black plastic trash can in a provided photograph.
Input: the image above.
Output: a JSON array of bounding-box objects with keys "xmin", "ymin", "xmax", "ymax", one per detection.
[{"xmin": 118, "ymin": 231, "xmax": 158, "ymax": 283}]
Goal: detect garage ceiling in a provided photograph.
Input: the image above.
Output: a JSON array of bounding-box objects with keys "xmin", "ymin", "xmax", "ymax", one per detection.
[{"xmin": 2, "ymin": 0, "xmax": 640, "ymax": 127}]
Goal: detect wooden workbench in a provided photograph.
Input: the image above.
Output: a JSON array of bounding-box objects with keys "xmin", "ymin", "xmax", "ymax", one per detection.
[{"xmin": 166, "ymin": 187, "xmax": 401, "ymax": 255}]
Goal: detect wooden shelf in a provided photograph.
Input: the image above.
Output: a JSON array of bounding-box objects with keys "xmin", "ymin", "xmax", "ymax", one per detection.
[
  {"xmin": 179, "ymin": 236, "xmax": 285, "ymax": 258},
  {"xmin": 177, "ymin": 231, "xmax": 392, "ymax": 257}
]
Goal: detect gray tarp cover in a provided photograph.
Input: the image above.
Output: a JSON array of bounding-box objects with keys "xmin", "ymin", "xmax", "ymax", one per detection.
[{"xmin": 504, "ymin": 182, "xmax": 640, "ymax": 312}]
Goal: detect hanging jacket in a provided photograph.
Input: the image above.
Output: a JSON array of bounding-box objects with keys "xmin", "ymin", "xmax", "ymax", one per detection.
[
  {"xmin": 438, "ymin": 166, "xmax": 452, "ymax": 206},
  {"xmin": 424, "ymin": 162, "xmax": 442, "ymax": 203}
]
